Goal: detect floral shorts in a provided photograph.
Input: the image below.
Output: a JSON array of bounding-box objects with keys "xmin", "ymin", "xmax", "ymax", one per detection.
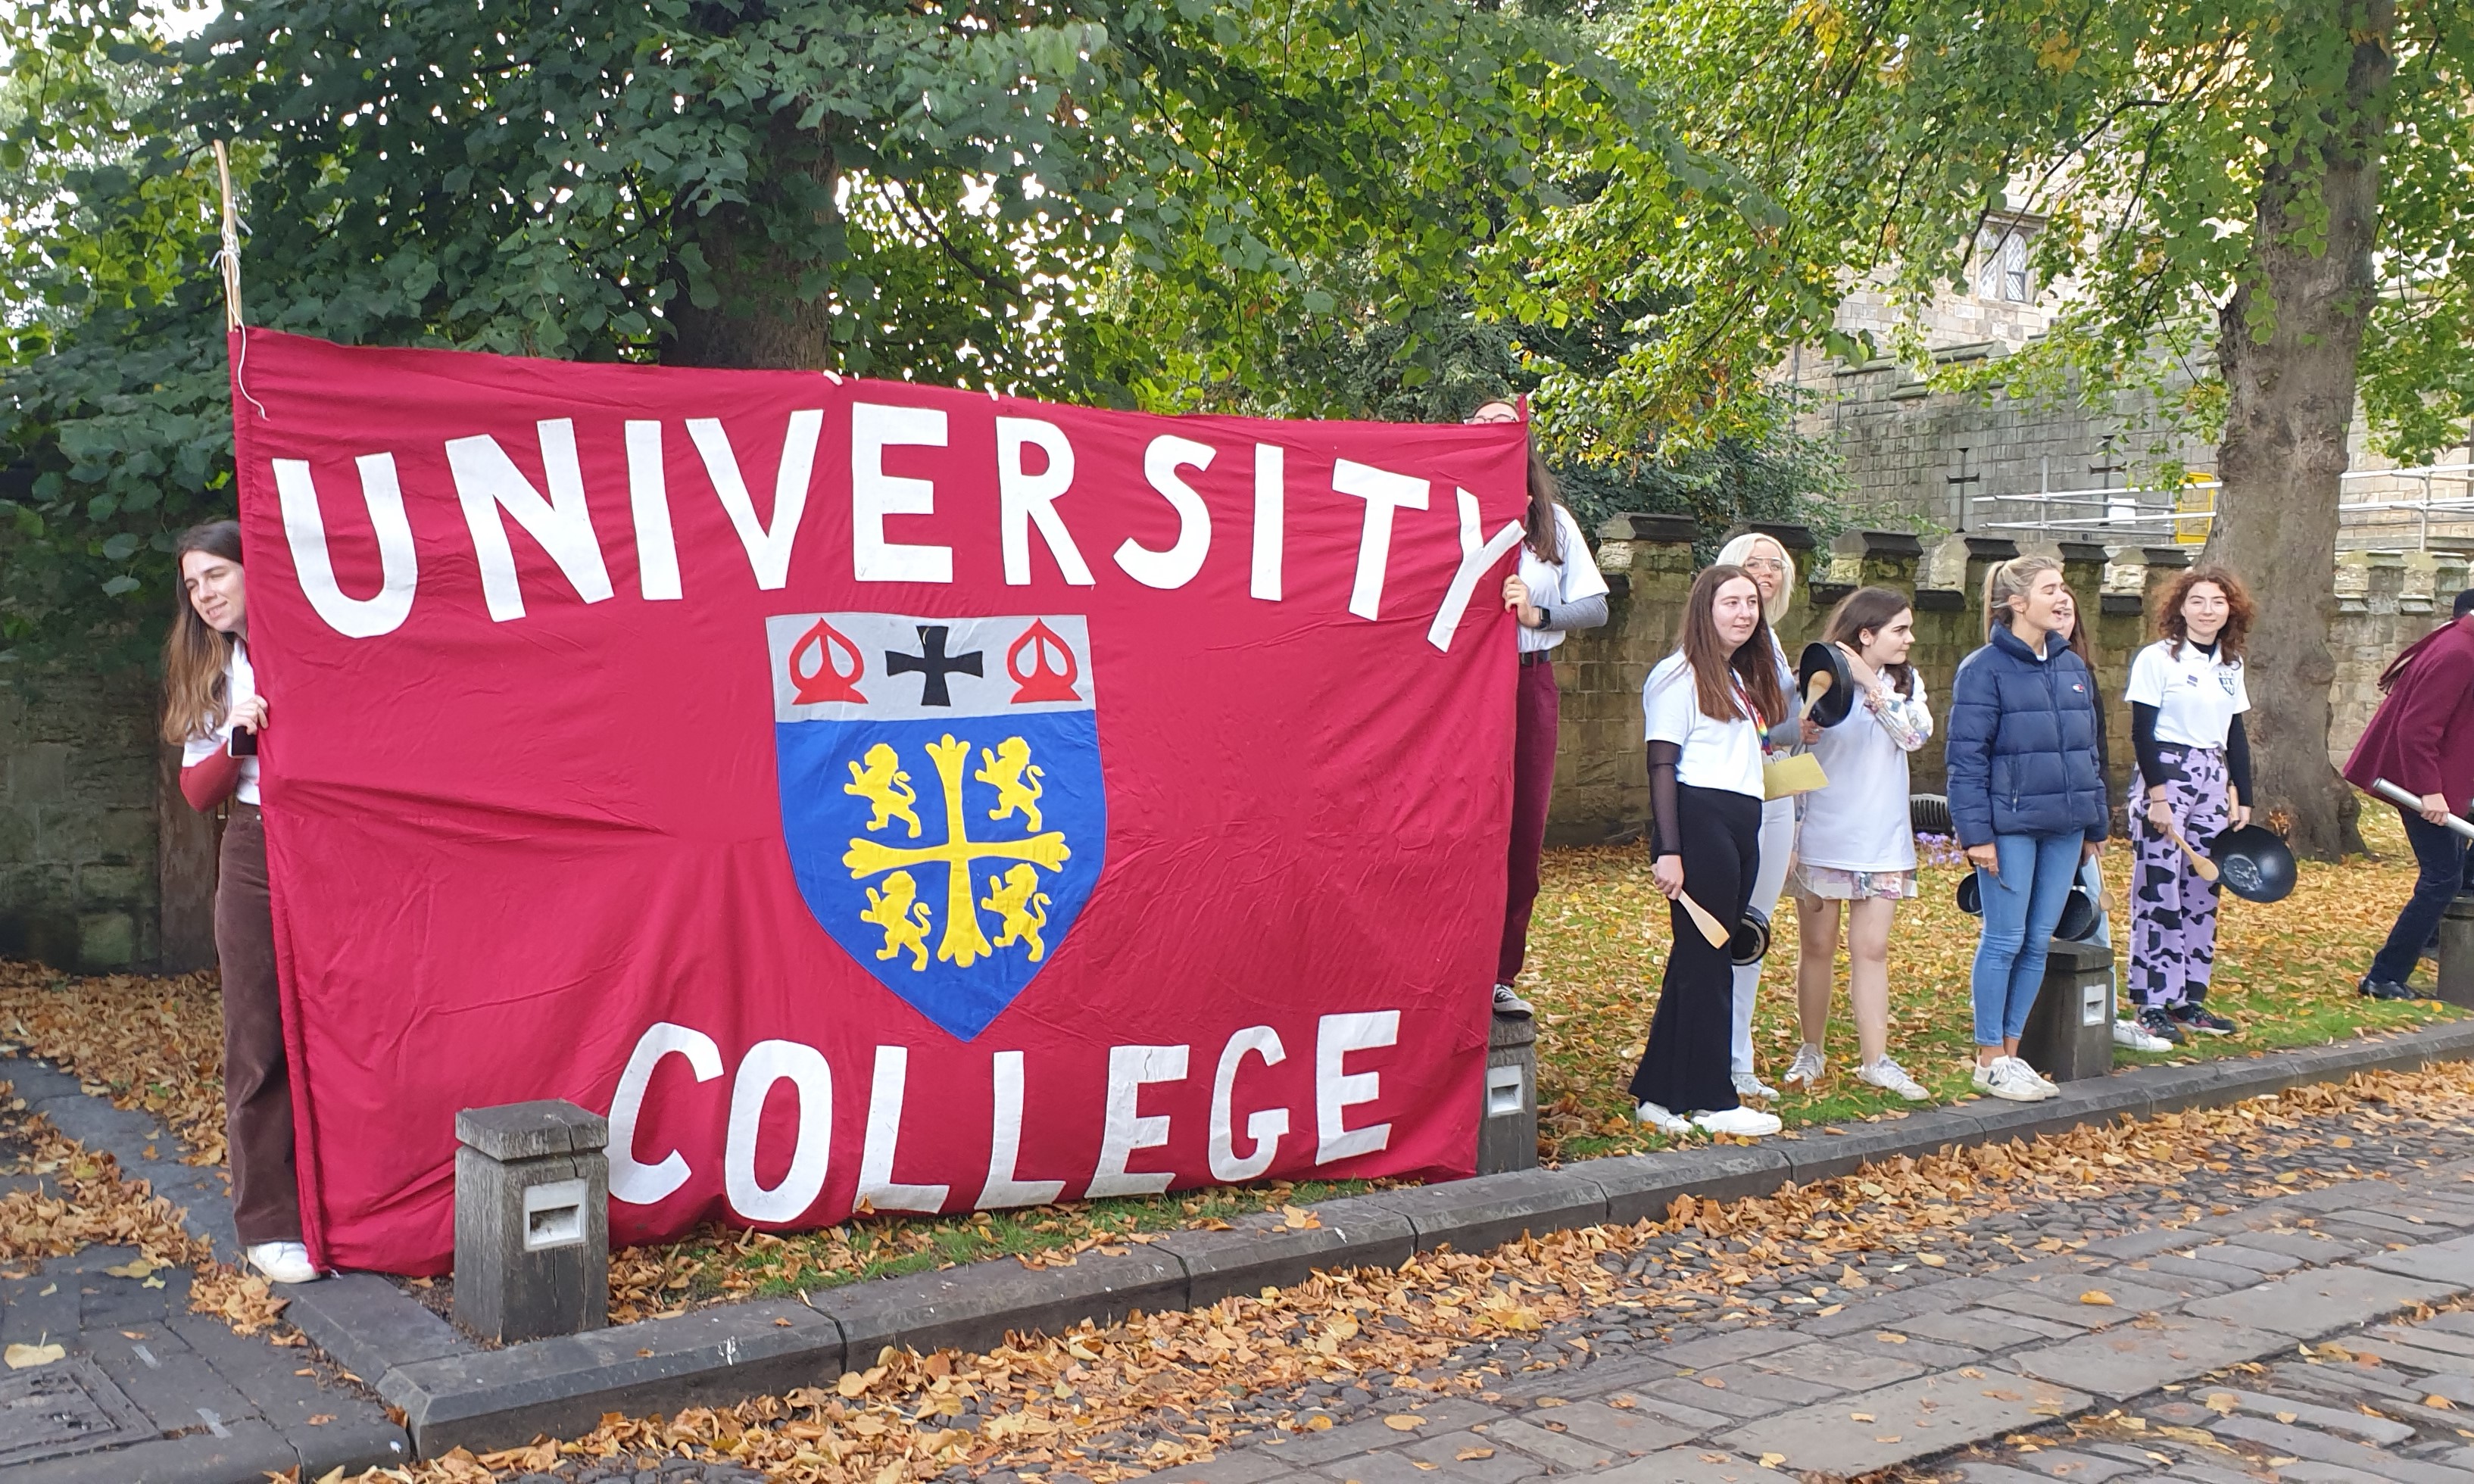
[{"xmin": 1791, "ymin": 863, "xmax": 1916, "ymax": 901}]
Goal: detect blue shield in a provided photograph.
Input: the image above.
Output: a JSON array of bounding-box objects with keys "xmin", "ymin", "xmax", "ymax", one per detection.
[{"xmin": 768, "ymin": 613, "xmax": 1104, "ymax": 1041}]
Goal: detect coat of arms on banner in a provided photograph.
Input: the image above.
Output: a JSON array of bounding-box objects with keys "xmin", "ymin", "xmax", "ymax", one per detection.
[{"xmin": 768, "ymin": 613, "xmax": 1106, "ymax": 1040}]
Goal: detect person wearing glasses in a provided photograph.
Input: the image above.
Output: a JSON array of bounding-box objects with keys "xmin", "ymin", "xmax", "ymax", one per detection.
[
  {"xmin": 1709, "ymin": 531, "xmax": 1803, "ymax": 1102},
  {"xmin": 1466, "ymin": 398, "xmax": 1609, "ymax": 1018}
]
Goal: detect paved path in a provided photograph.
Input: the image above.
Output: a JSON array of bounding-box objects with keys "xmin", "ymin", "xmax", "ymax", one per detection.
[{"xmin": 0, "ymin": 1054, "xmax": 407, "ymax": 1482}]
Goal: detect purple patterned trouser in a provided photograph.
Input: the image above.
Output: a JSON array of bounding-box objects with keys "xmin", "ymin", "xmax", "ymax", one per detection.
[{"xmin": 2129, "ymin": 744, "xmax": 2229, "ymax": 1009}]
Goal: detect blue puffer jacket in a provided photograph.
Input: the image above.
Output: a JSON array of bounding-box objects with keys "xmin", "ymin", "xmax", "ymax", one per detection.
[{"xmin": 1944, "ymin": 625, "xmax": 2110, "ymax": 846}]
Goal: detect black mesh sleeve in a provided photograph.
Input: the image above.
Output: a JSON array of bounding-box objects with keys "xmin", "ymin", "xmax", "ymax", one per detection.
[
  {"xmin": 2131, "ymin": 700, "xmax": 2169, "ymax": 793},
  {"xmin": 2226, "ymin": 711, "xmax": 2253, "ymax": 801},
  {"xmin": 1647, "ymin": 740, "xmax": 1683, "ymax": 858}
]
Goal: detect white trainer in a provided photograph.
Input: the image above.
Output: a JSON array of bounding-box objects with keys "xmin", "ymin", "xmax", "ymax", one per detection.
[
  {"xmin": 1692, "ymin": 1105, "xmax": 1783, "ymax": 1138},
  {"xmin": 2020, "ymin": 1060, "xmax": 2061, "ymax": 1097},
  {"xmin": 1979, "ymin": 1057, "xmax": 2051, "ymax": 1102},
  {"xmin": 1731, "ymin": 1071, "xmax": 1779, "ymax": 1101},
  {"xmin": 1782, "ymin": 1044, "xmax": 1826, "ymax": 1090},
  {"xmin": 1857, "ymin": 1056, "xmax": 1930, "ymax": 1102},
  {"xmin": 2112, "ymin": 1018, "xmax": 2173, "ymax": 1052},
  {"xmin": 245, "ymin": 1241, "xmax": 322, "ymax": 1285},
  {"xmin": 1635, "ymin": 1101, "xmax": 1692, "ymax": 1135}
]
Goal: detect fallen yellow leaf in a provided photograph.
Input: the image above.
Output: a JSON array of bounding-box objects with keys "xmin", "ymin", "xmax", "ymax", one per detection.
[
  {"xmin": 4, "ymin": 1342, "xmax": 64, "ymax": 1369},
  {"xmin": 1455, "ymin": 1448, "xmax": 1495, "ymax": 1461},
  {"xmin": 2079, "ymin": 1290, "xmax": 2116, "ymax": 1306},
  {"xmin": 1759, "ymin": 1453, "xmax": 1786, "ymax": 1469},
  {"xmin": 1384, "ymin": 1415, "xmax": 1422, "ymax": 1432}
]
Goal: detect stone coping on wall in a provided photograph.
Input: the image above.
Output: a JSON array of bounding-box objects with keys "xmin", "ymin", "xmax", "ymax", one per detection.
[{"xmin": 242, "ymin": 1020, "xmax": 2474, "ymax": 1457}]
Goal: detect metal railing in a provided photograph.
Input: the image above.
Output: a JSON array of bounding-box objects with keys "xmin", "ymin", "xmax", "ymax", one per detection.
[{"xmin": 1979, "ymin": 463, "xmax": 2474, "ymax": 549}]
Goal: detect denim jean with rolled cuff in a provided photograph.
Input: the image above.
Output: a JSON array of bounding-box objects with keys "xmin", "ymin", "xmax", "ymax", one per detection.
[
  {"xmin": 1970, "ymin": 831, "xmax": 2085, "ymax": 1046},
  {"xmin": 2373, "ymin": 807, "xmax": 2470, "ymax": 987}
]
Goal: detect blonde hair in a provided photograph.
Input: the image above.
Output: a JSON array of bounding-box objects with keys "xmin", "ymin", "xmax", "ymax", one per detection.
[
  {"xmin": 1711, "ymin": 532, "xmax": 1795, "ymax": 628},
  {"xmin": 1981, "ymin": 554, "xmax": 2064, "ymax": 637}
]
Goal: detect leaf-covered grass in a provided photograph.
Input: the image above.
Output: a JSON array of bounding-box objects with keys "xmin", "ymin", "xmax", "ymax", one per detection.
[{"xmin": 1525, "ymin": 807, "xmax": 2458, "ymax": 1161}]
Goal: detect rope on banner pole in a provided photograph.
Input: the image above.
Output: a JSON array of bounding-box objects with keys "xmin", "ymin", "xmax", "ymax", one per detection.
[{"xmin": 211, "ymin": 139, "xmax": 269, "ymax": 420}]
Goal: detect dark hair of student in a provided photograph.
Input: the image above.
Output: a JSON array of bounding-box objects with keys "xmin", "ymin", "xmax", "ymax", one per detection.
[
  {"xmin": 1522, "ymin": 445, "xmax": 1564, "ymax": 566},
  {"xmin": 2155, "ymin": 564, "xmax": 2257, "ymax": 662},
  {"xmin": 2456, "ymin": 587, "xmax": 2474, "ymax": 619},
  {"xmin": 161, "ymin": 520, "xmax": 243, "ymax": 744},
  {"xmin": 1819, "ymin": 586, "xmax": 1917, "ymax": 697},
  {"xmin": 1680, "ymin": 565, "xmax": 1786, "ymax": 725}
]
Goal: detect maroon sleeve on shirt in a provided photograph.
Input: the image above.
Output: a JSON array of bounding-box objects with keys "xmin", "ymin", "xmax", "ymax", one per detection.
[
  {"xmin": 2387, "ymin": 640, "xmax": 2474, "ymax": 800},
  {"xmin": 181, "ymin": 750, "xmax": 242, "ymax": 812}
]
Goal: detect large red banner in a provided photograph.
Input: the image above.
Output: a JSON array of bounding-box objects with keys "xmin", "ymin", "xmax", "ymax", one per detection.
[{"xmin": 229, "ymin": 329, "xmax": 1530, "ymax": 1274}]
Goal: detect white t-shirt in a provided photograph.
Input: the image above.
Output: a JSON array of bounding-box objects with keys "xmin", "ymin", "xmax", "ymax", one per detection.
[
  {"xmin": 1516, "ymin": 506, "xmax": 1611, "ymax": 655},
  {"xmin": 179, "ymin": 642, "xmax": 261, "ymax": 805},
  {"xmin": 2124, "ymin": 638, "xmax": 2249, "ymax": 748},
  {"xmin": 1796, "ymin": 675, "xmax": 1932, "ymax": 873},
  {"xmin": 1642, "ymin": 653, "xmax": 1764, "ymax": 798}
]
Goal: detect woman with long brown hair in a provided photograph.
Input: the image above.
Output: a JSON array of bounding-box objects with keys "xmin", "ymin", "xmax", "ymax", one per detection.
[
  {"xmin": 1467, "ymin": 399, "xmax": 1609, "ymax": 1019},
  {"xmin": 164, "ymin": 520, "xmax": 320, "ymax": 1286},
  {"xmin": 1630, "ymin": 565, "xmax": 1784, "ymax": 1138}
]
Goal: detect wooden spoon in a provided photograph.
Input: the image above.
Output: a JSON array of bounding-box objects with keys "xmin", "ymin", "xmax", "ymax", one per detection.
[
  {"xmin": 2159, "ymin": 818, "xmax": 2221, "ymax": 883},
  {"xmin": 1677, "ymin": 890, "xmax": 1733, "ymax": 949},
  {"xmin": 1799, "ymin": 668, "xmax": 1835, "ymax": 720}
]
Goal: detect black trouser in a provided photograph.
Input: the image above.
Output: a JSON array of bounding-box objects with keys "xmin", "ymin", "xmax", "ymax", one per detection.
[
  {"xmin": 2372, "ymin": 806, "xmax": 2469, "ymax": 987},
  {"xmin": 217, "ymin": 806, "xmax": 302, "ymax": 1246},
  {"xmin": 1631, "ymin": 785, "xmax": 1761, "ymax": 1115}
]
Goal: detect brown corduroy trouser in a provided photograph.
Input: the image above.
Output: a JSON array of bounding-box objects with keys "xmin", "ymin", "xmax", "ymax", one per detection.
[{"xmin": 216, "ymin": 805, "xmax": 301, "ymax": 1246}]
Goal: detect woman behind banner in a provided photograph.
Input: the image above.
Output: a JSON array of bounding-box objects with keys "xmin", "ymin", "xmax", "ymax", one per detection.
[
  {"xmin": 1468, "ymin": 399, "xmax": 1610, "ymax": 1018},
  {"xmin": 2124, "ymin": 566, "xmax": 2255, "ymax": 1042},
  {"xmin": 164, "ymin": 521, "xmax": 322, "ymax": 1286},
  {"xmin": 1631, "ymin": 566, "xmax": 1786, "ymax": 1139},
  {"xmin": 1782, "ymin": 587, "xmax": 1933, "ymax": 1100},
  {"xmin": 2343, "ymin": 587, "xmax": 2474, "ymax": 998},
  {"xmin": 1945, "ymin": 556, "xmax": 2108, "ymax": 1102},
  {"xmin": 1709, "ymin": 531, "xmax": 1802, "ymax": 1102}
]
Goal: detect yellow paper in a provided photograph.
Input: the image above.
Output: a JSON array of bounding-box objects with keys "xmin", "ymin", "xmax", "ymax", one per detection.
[{"xmin": 1763, "ymin": 752, "xmax": 1828, "ymax": 800}]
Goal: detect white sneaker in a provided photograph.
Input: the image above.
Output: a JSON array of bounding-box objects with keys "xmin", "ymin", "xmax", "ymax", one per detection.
[
  {"xmin": 1692, "ymin": 1106, "xmax": 1783, "ymax": 1138},
  {"xmin": 1858, "ymin": 1056, "xmax": 1930, "ymax": 1101},
  {"xmin": 1976, "ymin": 1058, "xmax": 2050, "ymax": 1103},
  {"xmin": 2017, "ymin": 1060, "xmax": 2061, "ymax": 1098},
  {"xmin": 1490, "ymin": 983, "xmax": 1533, "ymax": 1018},
  {"xmin": 1636, "ymin": 1101, "xmax": 1692, "ymax": 1135},
  {"xmin": 2113, "ymin": 1018, "xmax": 2173, "ymax": 1052},
  {"xmin": 1783, "ymin": 1044, "xmax": 1826, "ymax": 1090},
  {"xmin": 245, "ymin": 1241, "xmax": 322, "ymax": 1285},
  {"xmin": 1731, "ymin": 1071, "xmax": 1779, "ymax": 1101}
]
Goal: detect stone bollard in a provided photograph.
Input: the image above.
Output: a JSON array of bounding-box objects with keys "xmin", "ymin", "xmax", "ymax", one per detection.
[
  {"xmin": 454, "ymin": 1100, "xmax": 610, "ymax": 1342},
  {"xmin": 1477, "ymin": 1015, "xmax": 1539, "ymax": 1174},
  {"xmin": 2440, "ymin": 896, "xmax": 2474, "ymax": 1009},
  {"xmin": 2018, "ymin": 940, "xmax": 2115, "ymax": 1083}
]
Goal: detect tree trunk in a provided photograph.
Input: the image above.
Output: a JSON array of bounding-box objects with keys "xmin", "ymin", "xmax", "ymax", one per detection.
[
  {"xmin": 661, "ymin": 116, "xmax": 842, "ymax": 371},
  {"xmin": 2207, "ymin": 3, "xmax": 2395, "ymax": 861}
]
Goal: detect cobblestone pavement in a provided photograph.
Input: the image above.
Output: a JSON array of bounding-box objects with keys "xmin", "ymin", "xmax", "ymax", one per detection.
[
  {"xmin": 1092, "ymin": 1093, "xmax": 2474, "ymax": 1484},
  {"xmin": 0, "ymin": 1055, "xmax": 406, "ymax": 1482}
]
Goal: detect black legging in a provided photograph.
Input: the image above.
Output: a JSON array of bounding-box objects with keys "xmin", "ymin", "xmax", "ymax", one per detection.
[{"xmin": 1631, "ymin": 784, "xmax": 1763, "ymax": 1115}]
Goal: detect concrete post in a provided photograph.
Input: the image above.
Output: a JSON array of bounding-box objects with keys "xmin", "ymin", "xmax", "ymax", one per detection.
[
  {"xmin": 1477, "ymin": 1015, "xmax": 1540, "ymax": 1174},
  {"xmin": 2018, "ymin": 940, "xmax": 2115, "ymax": 1082},
  {"xmin": 2439, "ymin": 896, "xmax": 2474, "ymax": 1009},
  {"xmin": 454, "ymin": 1100, "xmax": 610, "ymax": 1343},
  {"xmin": 1831, "ymin": 528, "xmax": 1924, "ymax": 597},
  {"xmin": 1960, "ymin": 535, "xmax": 2022, "ymax": 616}
]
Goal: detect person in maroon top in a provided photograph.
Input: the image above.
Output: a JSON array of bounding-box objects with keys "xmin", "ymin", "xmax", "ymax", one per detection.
[{"xmin": 2341, "ymin": 588, "xmax": 2474, "ymax": 999}]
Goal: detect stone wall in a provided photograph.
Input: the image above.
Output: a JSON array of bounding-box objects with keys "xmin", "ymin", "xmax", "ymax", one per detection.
[
  {"xmin": 0, "ymin": 671, "xmax": 166, "ymax": 969},
  {"xmin": 2329, "ymin": 549, "xmax": 2472, "ymax": 762}
]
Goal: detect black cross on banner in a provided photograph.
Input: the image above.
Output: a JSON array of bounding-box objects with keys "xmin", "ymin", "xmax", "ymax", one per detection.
[{"xmin": 886, "ymin": 625, "xmax": 984, "ymax": 707}]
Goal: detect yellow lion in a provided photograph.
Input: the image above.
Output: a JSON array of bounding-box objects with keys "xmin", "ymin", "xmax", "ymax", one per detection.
[
  {"xmin": 975, "ymin": 737, "xmax": 1045, "ymax": 833},
  {"xmin": 844, "ymin": 743, "xmax": 921, "ymax": 837},
  {"xmin": 860, "ymin": 870, "xmax": 932, "ymax": 969},
  {"xmin": 981, "ymin": 863, "xmax": 1050, "ymax": 962}
]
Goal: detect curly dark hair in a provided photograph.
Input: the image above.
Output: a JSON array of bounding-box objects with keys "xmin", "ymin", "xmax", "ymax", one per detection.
[{"xmin": 2155, "ymin": 564, "xmax": 2256, "ymax": 662}]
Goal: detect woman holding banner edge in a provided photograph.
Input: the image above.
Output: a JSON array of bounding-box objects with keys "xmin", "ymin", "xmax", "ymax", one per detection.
[
  {"xmin": 164, "ymin": 520, "xmax": 323, "ymax": 1287},
  {"xmin": 1631, "ymin": 565, "xmax": 1785, "ymax": 1139},
  {"xmin": 1468, "ymin": 398, "xmax": 1610, "ymax": 1020}
]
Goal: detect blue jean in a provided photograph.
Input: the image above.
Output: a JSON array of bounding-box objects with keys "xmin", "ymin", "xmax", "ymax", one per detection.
[{"xmin": 1971, "ymin": 832, "xmax": 2086, "ymax": 1046}]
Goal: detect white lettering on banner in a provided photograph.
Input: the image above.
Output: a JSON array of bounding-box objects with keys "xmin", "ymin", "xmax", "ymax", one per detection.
[
  {"xmin": 607, "ymin": 1021, "xmax": 722, "ymax": 1205},
  {"xmin": 1086, "ymin": 1044, "xmax": 1190, "ymax": 1198},
  {"xmin": 994, "ymin": 417, "xmax": 1095, "ymax": 587},
  {"xmin": 623, "ymin": 421, "xmax": 683, "ymax": 601},
  {"xmin": 687, "ymin": 410, "xmax": 823, "ymax": 591},
  {"xmin": 1428, "ymin": 494, "xmax": 1526, "ymax": 653},
  {"xmin": 977, "ymin": 1049, "xmax": 1067, "ymax": 1208},
  {"xmin": 1208, "ymin": 1026, "xmax": 1288, "ymax": 1182},
  {"xmin": 443, "ymin": 417, "xmax": 617, "ymax": 622},
  {"xmin": 724, "ymin": 1039, "xmax": 835, "ymax": 1223},
  {"xmin": 857, "ymin": 1045, "xmax": 950, "ymax": 1212},
  {"xmin": 1315, "ymin": 1010, "xmax": 1398, "ymax": 1164},
  {"xmin": 1333, "ymin": 460, "xmax": 1430, "ymax": 620},
  {"xmin": 850, "ymin": 402, "xmax": 953, "ymax": 584},
  {"xmin": 273, "ymin": 454, "xmax": 420, "ymax": 638},
  {"xmin": 1115, "ymin": 435, "xmax": 1215, "ymax": 590},
  {"xmin": 1251, "ymin": 444, "xmax": 1284, "ymax": 602}
]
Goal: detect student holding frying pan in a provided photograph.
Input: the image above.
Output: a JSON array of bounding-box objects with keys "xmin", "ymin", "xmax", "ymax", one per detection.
[{"xmin": 1631, "ymin": 565, "xmax": 1786, "ymax": 1139}]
